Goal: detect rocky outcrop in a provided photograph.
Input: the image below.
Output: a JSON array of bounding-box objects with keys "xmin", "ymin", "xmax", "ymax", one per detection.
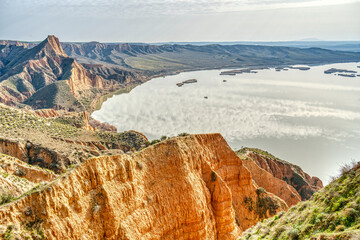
[
  {"xmin": 66, "ymin": 59, "xmax": 106, "ymax": 97},
  {"xmin": 0, "ymin": 35, "xmax": 116, "ymax": 109},
  {"xmin": 32, "ymin": 109, "xmax": 60, "ymax": 118},
  {"xmin": 0, "ymin": 153, "xmax": 56, "ymax": 199},
  {"xmin": 0, "ymin": 138, "xmax": 71, "ymax": 173},
  {"xmin": 0, "ymin": 134, "xmax": 288, "ymax": 239},
  {"xmin": 82, "ymin": 63, "xmax": 145, "ymax": 84},
  {"xmin": 237, "ymin": 148, "xmax": 323, "ymax": 201},
  {"xmin": 240, "ymin": 156, "xmax": 301, "ymax": 207},
  {"xmin": 0, "ymin": 138, "xmax": 27, "ymax": 161},
  {"xmin": 82, "ymin": 111, "xmax": 94, "ymax": 131}
]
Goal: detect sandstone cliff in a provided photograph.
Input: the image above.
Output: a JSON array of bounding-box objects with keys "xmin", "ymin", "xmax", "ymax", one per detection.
[
  {"xmin": 237, "ymin": 148, "xmax": 323, "ymax": 201},
  {"xmin": 0, "ymin": 35, "xmax": 117, "ymax": 111},
  {"xmin": 0, "ymin": 153, "xmax": 56, "ymax": 198},
  {"xmin": 32, "ymin": 109, "xmax": 60, "ymax": 118},
  {"xmin": 0, "ymin": 134, "xmax": 288, "ymax": 240}
]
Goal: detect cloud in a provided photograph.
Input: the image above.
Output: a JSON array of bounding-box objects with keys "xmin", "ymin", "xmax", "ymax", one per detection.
[{"xmin": 2, "ymin": 0, "xmax": 359, "ymax": 17}]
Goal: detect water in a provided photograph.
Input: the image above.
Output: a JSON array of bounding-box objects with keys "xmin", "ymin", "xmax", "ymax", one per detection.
[{"xmin": 92, "ymin": 62, "xmax": 360, "ymax": 184}]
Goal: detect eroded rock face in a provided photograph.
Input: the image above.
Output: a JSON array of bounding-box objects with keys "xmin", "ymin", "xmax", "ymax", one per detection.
[
  {"xmin": 238, "ymin": 148, "xmax": 323, "ymax": 201},
  {"xmin": 0, "ymin": 134, "xmax": 288, "ymax": 239},
  {"xmin": 0, "ymin": 138, "xmax": 70, "ymax": 173},
  {"xmin": 0, "ymin": 153, "xmax": 56, "ymax": 197},
  {"xmin": 241, "ymin": 157, "xmax": 301, "ymax": 207},
  {"xmin": 0, "ymin": 35, "xmax": 114, "ymax": 109},
  {"xmin": 32, "ymin": 109, "xmax": 60, "ymax": 118}
]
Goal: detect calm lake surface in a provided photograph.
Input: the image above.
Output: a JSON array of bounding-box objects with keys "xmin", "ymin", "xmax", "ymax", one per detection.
[{"xmin": 92, "ymin": 62, "xmax": 360, "ymax": 184}]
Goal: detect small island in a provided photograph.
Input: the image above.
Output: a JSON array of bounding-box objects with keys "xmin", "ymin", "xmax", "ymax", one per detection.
[
  {"xmin": 338, "ymin": 73, "xmax": 356, "ymax": 78},
  {"xmin": 289, "ymin": 66, "xmax": 311, "ymax": 71},
  {"xmin": 176, "ymin": 79, "xmax": 197, "ymax": 87},
  {"xmin": 220, "ymin": 68, "xmax": 258, "ymax": 75},
  {"xmin": 324, "ymin": 68, "xmax": 357, "ymax": 74},
  {"xmin": 275, "ymin": 67, "xmax": 289, "ymax": 71}
]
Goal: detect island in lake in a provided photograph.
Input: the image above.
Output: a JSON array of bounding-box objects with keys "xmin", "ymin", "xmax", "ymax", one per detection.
[
  {"xmin": 176, "ymin": 78, "xmax": 198, "ymax": 87},
  {"xmin": 324, "ymin": 68, "xmax": 357, "ymax": 74},
  {"xmin": 275, "ymin": 67, "xmax": 289, "ymax": 71},
  {"xmin": 338, "ymin": 73, "xmax": 356, "ymax": 78},
  {"xmin": 289, "ymin": 66, "xmax": 311, "ymax": 71},
  {"xmin": 220, "ymin": 68, "xmax": 259, "ymax": 75}
]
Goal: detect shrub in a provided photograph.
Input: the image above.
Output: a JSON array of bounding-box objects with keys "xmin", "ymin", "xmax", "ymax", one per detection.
[
  {"xmin": 272, "ymin": 226, "xmax": 285, "ymax": 238},
  {"xmin": 288, "ymin": 228, "xmax": 300, "ymax": 240},
  {"xmin": 335, "ymin": 225, "xmax": 345, "ymax": 232},
  {"xmin": 340, "ymin": 160, "xmax": 358, "ymax": 176},
  {"xmin": 0, "ymin": 191, "xmax": 15, "ymax": 205},
  {"xmin": 178, "ymin": 133, "xmax": 189, "ymax": 137},
  {"xmin": 150, "ymin": 139, "xmax": 160, "ymax": 145},
  {"xmin": 342, "ymin": 208, "xmax": 358, "ymax": 227}
]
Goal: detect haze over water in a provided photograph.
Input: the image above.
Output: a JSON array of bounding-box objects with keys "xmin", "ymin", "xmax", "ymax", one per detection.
[{"xmin": 92, "ymin": 62, "xmax": 360, "ymax": 184}]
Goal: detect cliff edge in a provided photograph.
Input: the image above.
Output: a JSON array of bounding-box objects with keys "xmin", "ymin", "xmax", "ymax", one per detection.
[{"xmin": 0, "ymin": 134, "xmax": 289, "ymax": 240}]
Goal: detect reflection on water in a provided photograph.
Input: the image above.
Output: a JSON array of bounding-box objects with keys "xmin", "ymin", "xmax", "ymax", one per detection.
[{"xmin": 92, "ymin": 62, "xmax": 360, "ymax": 184}]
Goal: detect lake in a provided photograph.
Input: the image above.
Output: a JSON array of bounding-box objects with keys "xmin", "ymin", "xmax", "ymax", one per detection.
[{"xmin": 92, "ymin": 62, "xmax": 360, "ymax": 184}]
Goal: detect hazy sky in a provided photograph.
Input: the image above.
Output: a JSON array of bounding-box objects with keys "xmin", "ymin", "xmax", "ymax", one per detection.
[{"xmin": 0, "ymin": 0, "xmax": 359, "ymax": 42}]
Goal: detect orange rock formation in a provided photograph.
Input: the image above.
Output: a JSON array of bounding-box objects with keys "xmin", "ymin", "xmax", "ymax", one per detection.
[
  {"xmin": 0, "ymin": 134, "xmax": 289, "ymax": 239},
  {"xmin": 242, "ymin": 149, "xmax": 323, "ymax": 200},
  {"xmin": 32, "ymin": 109, "xmax": 60, "ymax": 118},
  {"xmin": 0, "ymin": 35, "xmax": 114, "ymax": 109},
  {"xmin": 242, "ymin": 157, "xmax": 301, "ymax": 206}
]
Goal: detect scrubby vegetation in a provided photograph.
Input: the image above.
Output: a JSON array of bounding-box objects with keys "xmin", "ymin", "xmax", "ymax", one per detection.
[
  {"xmin": 240, "ymin": 162, "xmax": 360, "ymax": 240},
  {"xmin": 0, "ymin": 105, "xmax": 80, "ymax": 139},
  {"xmin": 97, "ymin": 130, "xmax": 148, "ymax": 150},
  {"xmin": 237, "ymin": 147, "xmax": 281, "ymax": 161}
]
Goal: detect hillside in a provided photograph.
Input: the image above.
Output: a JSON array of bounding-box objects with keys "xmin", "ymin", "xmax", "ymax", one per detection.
[
  {"xmin": 0, "ymin": 133, "xmax": 295, "ymax": 239},
  {"xmin": 0, "ymin": 103, "xmax": 148, "ymax": 174},
  {"xmin": 241, "ymin": 162, "xmax": 360, "ymax": 240},
  {"xmin": 0, "ymin": 36, "xmax": 119, "ymax": 111},
  {"xmin": 61, "ymin": 42, "xmax": 360, "ymax": 75}
]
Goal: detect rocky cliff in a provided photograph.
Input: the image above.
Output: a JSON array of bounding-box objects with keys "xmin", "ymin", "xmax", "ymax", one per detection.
[
  {"xmin": 0, "ymin": 134, "xmax": 290, "ymax": 240},
  {"xmin": 237, "ymin": 148, "xmax": 323, "ymax": 201},
  {"xmin": 0, "ymin": 35, "xmax": 117, "ymax": 111},
  {"xmin": 0, "ymin": 153, "xmax": 56, "ymax": 198}
]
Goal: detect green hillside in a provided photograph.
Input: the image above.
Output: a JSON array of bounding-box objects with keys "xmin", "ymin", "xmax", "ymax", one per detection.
[{"xmin": 241, "ymin": 162, "xmax": 360, "ymax": 240}]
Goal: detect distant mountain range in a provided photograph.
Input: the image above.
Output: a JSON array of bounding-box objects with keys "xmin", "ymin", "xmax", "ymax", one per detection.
[
  {"xmin": 2, "ymin": 39, "xmax": 359, "ymax": 52},
  {"xmin": 1, "ymin": 36, "xmax": 360, "ymax": 111},
  {"xmin": 150, "ymin": 41, "xmax": 360, "ymax": 52}
]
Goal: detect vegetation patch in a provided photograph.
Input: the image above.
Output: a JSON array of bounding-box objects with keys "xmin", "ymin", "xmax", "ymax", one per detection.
[{"xmin": 240, "ymin": 162, "xmax": 360, "ymax": 239}]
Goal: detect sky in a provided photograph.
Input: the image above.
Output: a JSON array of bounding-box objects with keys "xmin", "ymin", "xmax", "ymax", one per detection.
[{"xmin": 0, "ymin": 0, "xmax": 359, "ymax": 43}]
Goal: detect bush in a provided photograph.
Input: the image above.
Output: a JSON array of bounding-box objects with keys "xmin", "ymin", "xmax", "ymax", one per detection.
[
  {"xmin": 178, "ymin": 133, "xmax": 189, "ymax": 137},
  {"xmin": 342, "ymin": 208, "xmax": 358, "ymax": 227},
  {"xmin": 0, "ymin": 191, "xmax": 15, "ymax": 205},
  {"xmin": 288, "ymin": 228, "xmax": 300, "ymax": 240},
  {"xmin": 150, "ymin": 139, "xmax": 161, "ymax": 145}
]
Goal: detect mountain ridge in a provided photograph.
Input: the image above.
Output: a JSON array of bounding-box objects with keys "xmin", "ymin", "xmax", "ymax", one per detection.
[{"xmin": 1, "ymin": 36, "xmax": 360, "ymax": 111}]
